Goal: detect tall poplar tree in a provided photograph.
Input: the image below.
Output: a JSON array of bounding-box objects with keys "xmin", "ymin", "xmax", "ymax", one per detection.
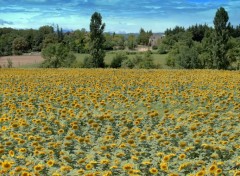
[
  {"xmin": 212, "ymin": 7, "xmax": 230, "ymax": 69},
  {"xmin": 89, "ymin": 12, "xmax": 106, "ymax": 68}
]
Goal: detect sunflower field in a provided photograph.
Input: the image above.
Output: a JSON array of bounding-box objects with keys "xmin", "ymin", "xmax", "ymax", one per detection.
[{"xmin": 0, "ymin": 69, "xmax": 239, "ymax": 176}]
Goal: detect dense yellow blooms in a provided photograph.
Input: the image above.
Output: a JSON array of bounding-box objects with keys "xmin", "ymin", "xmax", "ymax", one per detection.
[{"xmin": 0, "ymin": 69, "xmax": 239, "ymax": 175}]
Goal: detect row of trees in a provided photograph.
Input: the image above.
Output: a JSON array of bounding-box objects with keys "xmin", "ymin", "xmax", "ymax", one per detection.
[
  {"xmin": 159, "ymin": 7, "xmax": 240, "ymax": 70},
  {"xmin": 1, "ymin": 7, "xmax": 239, "ymax": 69},
  {"xmin": 0, "ymin": 11, "xmax": 153, "ymax": 68},
  {"xmin": 0, "ymin": 25, "xmax": 150, "ymax": 58}
]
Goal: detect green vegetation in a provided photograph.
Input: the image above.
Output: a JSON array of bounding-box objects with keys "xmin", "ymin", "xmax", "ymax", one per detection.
[
  {"xmin": 75, "ymin": 52, "xmax": 168, "ymax": 68},
  {"xmin": 41, "ymin": 43, "xmax": 76, "ymax": 68},
  {"xmin": 1, "ymin": 7, "xmax": 240, "ymax": 69},
  {"xmin": 160, "ymin": 7, "xmax": 240, "ymax": 70},
  {"xmin": 88, "ymin": 12, "xmax": 106, "ymax": 68}
]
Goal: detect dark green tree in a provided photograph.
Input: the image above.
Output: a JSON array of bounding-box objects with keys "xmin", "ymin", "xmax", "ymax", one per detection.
[
  {"xmin": 212, "ymin": 7, "xmax": 230, "ymax": 69},
  {"xmin": 165, "ymin": 26, "xmax": 185, "ymax": 36},
  {"xmin": 127, "ymin": 34, "xmax": 137, "ymax": 50},
  {"xmin": 110, "ymin": 52, "xmax": 128, "ymax": 68},
  {"xmin": 42, "ymin": 33, "xmax": 58, "ymax": 48},
  {"xmin": 56, "ymin": 25, "xmax": 64, "ymax": 42},
  {"xmin": 137, "ymin": 28, "xmax": 153, "ymax": 45},
  {"xmin": 89, "ymin": 12, "xmax": 106, "ymax": 68},
  {"xmin": 104, "ymin": 33, "xmax": 115, "ymax": 50},
  {"xmin": 12, "ymin": 37, "xmax": 29, "ymax": 55},
  {"xmin": 41, "ymin": 43, "xmax": 76, "ymax": 68},
  {"xmin": 187, "ymin": 24, "xmax": 210, "ymax": 42}
]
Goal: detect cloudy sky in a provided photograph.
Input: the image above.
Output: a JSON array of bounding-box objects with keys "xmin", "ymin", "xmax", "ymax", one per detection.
[{"xmin": 0, "ymin": 0, "xmax": 239, "ymax": 33}]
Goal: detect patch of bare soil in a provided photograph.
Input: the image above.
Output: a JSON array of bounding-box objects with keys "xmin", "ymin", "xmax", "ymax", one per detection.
[
  {"xmin": 0, "ymin": 54, "xmax": 44, "ymax": 67},
  {"xmin": 135, "ymin": 45, "xmax": 151, "ymax": 52}
]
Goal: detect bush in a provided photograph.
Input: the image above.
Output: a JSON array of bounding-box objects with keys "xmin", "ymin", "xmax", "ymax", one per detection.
[
  {"xmin": 70, "ymin": 60, "xmax": 84, "ymax": 68},
  {"xmin": 7, "ymin": 58, "xmax": 13, "ymax": 68},
  {"xmin": 152, "ymin": 45, "xmax": 158, "ymax": 50},
  {"xmin": 83, "ymin": 56, "xmax": 95, "ymax": 68},
  {"xmin": 166, "ymin": 56, "xmax": 176, "ymax": 67},
  {"xmin": 41, "ymin": 43, "xmax": 76, "ymax": 68},
  {"xmin": 110, "ymin": 53, "xmax": 128, "ymax": 68},
  {"xmin": 122, "ymin": 51, "xmax": 156, "ymax": 69},
  {"xmin": 121, "ymin": 58, "xmax": 135, "ymax": 69},
  {"xmin": 158, "ymin": 44, "xmax": 168, "ymax": 54}
]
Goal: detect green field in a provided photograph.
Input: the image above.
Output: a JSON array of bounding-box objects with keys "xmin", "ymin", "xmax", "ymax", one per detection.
[
  {"xmin": 75, "ymin": 51, "xmax": 169, "ymax": 68},
  {"xmin": 15, "ymin": 51, "xmax": 169, "ymax": 68}
]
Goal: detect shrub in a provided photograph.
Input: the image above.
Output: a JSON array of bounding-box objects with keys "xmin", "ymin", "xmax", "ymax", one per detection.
[
  {"xmin": 71, "ymin": 60, "xmax": 84, "ymax": 68},
  {"xmin": 121, "ymin": 58, "xmax": 135, "ymax": 69},
  {"xmin": 110, "ymin": 53, "xmax": 128, "ymax": 68},
  {"xmin": 166, "ymin": 56, "xmax": 176, "ymax": 67},
  {"xmin": 122, "ymin": 51, "xmax": 156, "ymax": 69},
  {"xmin": 158, "ymin": 44, "xmax": 168, "ymax": 54},
  {"xmin": 7, "ymin": 58, "xmax": 13, "ymax": 68},
  {"xmin": 83, "ymin": 56, "xmax": 95, "ymax": 68},
  {"xmin": 41, "ymin": 43, "xmax": 76, "ymax": 68},
  {"xmin": 152, "ymin": 45, "xmax": 158, "ymax": 50}
]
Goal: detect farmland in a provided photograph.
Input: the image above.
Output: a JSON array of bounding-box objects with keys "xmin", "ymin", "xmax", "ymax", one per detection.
[
  {"xmin": 0, "ymin": 69, "xmax": 240, "ymax": 176},
  {"xmin": 0, "ymin": 52, "xmax": 169, "ymax": 69}
]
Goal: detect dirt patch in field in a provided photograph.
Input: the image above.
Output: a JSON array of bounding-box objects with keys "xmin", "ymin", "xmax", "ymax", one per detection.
[
  {"xmin": 136, "ymin": 45, "xmax": 151, "ymax": 52},
  {"xmin": 0, "ymin": 54, "xmax": 44, "ymax": 67}
]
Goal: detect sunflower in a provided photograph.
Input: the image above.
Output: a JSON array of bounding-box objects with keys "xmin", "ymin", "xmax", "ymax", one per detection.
[
  {"xmin": 34, "ymin": 164, "xmax": 44, "ymax": 172},
  {"xmin": 209, "ymin": 164, "xmax": 217, "ymax": 174},
  {"xmin": 160, "ymin": 162, "xmax": 168, "ymax": 171},
  {"xmin": 85, "ymin": 163, "xmax": 93, "ymax": 170},
  {"xmin": 234, "ymin": 171, "xmax": 240, "ymax": 176},
  {"xmin": 215, "ymin": 168, "xmax": 222, "ymax": 175},
  {"xmin": 15, "ymin": 166, "xmax": 23, "ymax": 173},
  {"xmin": 178, "ymin": 153, "xmax": 186, "ymax": 160},
  {"xmin": 21, "ymin": 172, "xmax": 30, "ymax": 176},
  {"xmin": 9, "ymin": 150, "xmax": 14, "ymax": 157},
  {"xmin": 196, "ymin": 171, "xmax": 205, "ymax": 176},
  {"xmin": 1, "ymin": 161, "xmax": 12, "ymax": 171},
  {"xmin": 149, "ymin": 167, "xmax": 158, "ymax": 174},
  {"xmin": 100, "ymin": 159, "xmax": 110, "ymax": 165},
  {"xmin": 122, "ymin": 163, "xmax": 134, "ymax": 170},
  {"xmin": 162, "ymin": 155, "xmax": 170, "ymax": 162},
  {"xmin": 47, "ymin": 159, "xmax": 55, "ymax": 167}
]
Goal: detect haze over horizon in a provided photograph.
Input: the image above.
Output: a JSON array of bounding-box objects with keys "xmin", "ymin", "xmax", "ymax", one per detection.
[{"xmin": 0, "ymin": 0, "xmax": 240, "ymax": 33}]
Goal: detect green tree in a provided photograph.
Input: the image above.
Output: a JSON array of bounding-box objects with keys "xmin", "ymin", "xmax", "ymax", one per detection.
[
  {"xmin": 104, "ymin": 33, "xmax": 115, "ymax": 50},
  {"xmin": 166, "ymin": 32, "xmax": 201, "ymax": 69},
  {"xmin": 42, "ymin": 33, "xmax": 58, "ymax": 48},
  {"xmin": 226, "ymin": 37, "xmax": 240, "ymax": 69},
  {"xmin": 199, "ymin": 29, "xmax": 215, "ymax": 68},
  {"xmin": 64, "ymin": 29, "xmax": 88, "ymax": 53},
  {"xmin": 187, "ymin": 24, "xmax": 211, "ymax": 42},
  {"xmin": 110, "ymin": 52, "xmax": 128, "ymax": 68},
  {"xmin": 212, "ymin": 7, "xmax": 230, "ymax": 69},
  {"xmin": 89, "ymin": 12, "xmax": 106, "ymax": 68},
  {"xmin": 12, "ymin": 37, "xmax": 29, "ymax": 55},
  {"xmin": 39, "ymin": 25, "xmax": 54, "ymax": 35},
  {"xmin": 56, "ymin": 25, "xmax": 64, "ymax": 42},
  {"xmin": 41, "ymin": 43, "xmax": 76, "ymax": 68},
  {"xmin": 165, "ymin": 26, "xmax": 185, "ymax": 36},
  {"xmin": 137, "ymin": 28, "xmax": 152, "ymax": 45},
  {"xmin": 127, "ymin": 34, "xmax": 137, "ymax": 50},
  {"xmin": 113, "ymin": 34, "xmax": 125, "ymax": 50}
]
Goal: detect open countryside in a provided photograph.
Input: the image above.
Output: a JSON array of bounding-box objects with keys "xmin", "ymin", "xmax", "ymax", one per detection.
[{"xmin": 0, "ymin": 0, "xmax": 240, "ymax": 175}]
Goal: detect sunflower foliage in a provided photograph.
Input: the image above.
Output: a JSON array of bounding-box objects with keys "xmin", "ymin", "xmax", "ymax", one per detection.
[{"xmin": 0, "ymin": 69, "xmax": 239, "ymax": 176}]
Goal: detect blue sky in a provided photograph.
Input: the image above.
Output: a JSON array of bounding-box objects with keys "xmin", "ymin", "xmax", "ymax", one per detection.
[{"xmin": 0, "ymin": 0, "xmax": 239, "ymax": 33}]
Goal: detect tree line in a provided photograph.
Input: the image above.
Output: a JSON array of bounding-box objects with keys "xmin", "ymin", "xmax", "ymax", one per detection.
[
  {"xmin": 160, "ymin": 7, "xmax": 240, "ymax": 70},
  {"xmin": 0, "ymin": 22, "xmax": 150, "ymax": 56},
  {"xmin": 1, "ymin": 7, "xmax": 240, "ymax": 69}
]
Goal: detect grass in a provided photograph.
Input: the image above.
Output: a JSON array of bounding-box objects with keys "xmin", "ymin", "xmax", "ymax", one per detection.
[
  {"xmin": 18, "ymin": 63, "xmax": 42, "ymax": 68},
  {"xmin": 75, "ymin": 51, "xmax": 169, "ymax": 68},
  {"xmin": 17, "ymin": 50, "xmax": 169, "ymax": 68}
]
